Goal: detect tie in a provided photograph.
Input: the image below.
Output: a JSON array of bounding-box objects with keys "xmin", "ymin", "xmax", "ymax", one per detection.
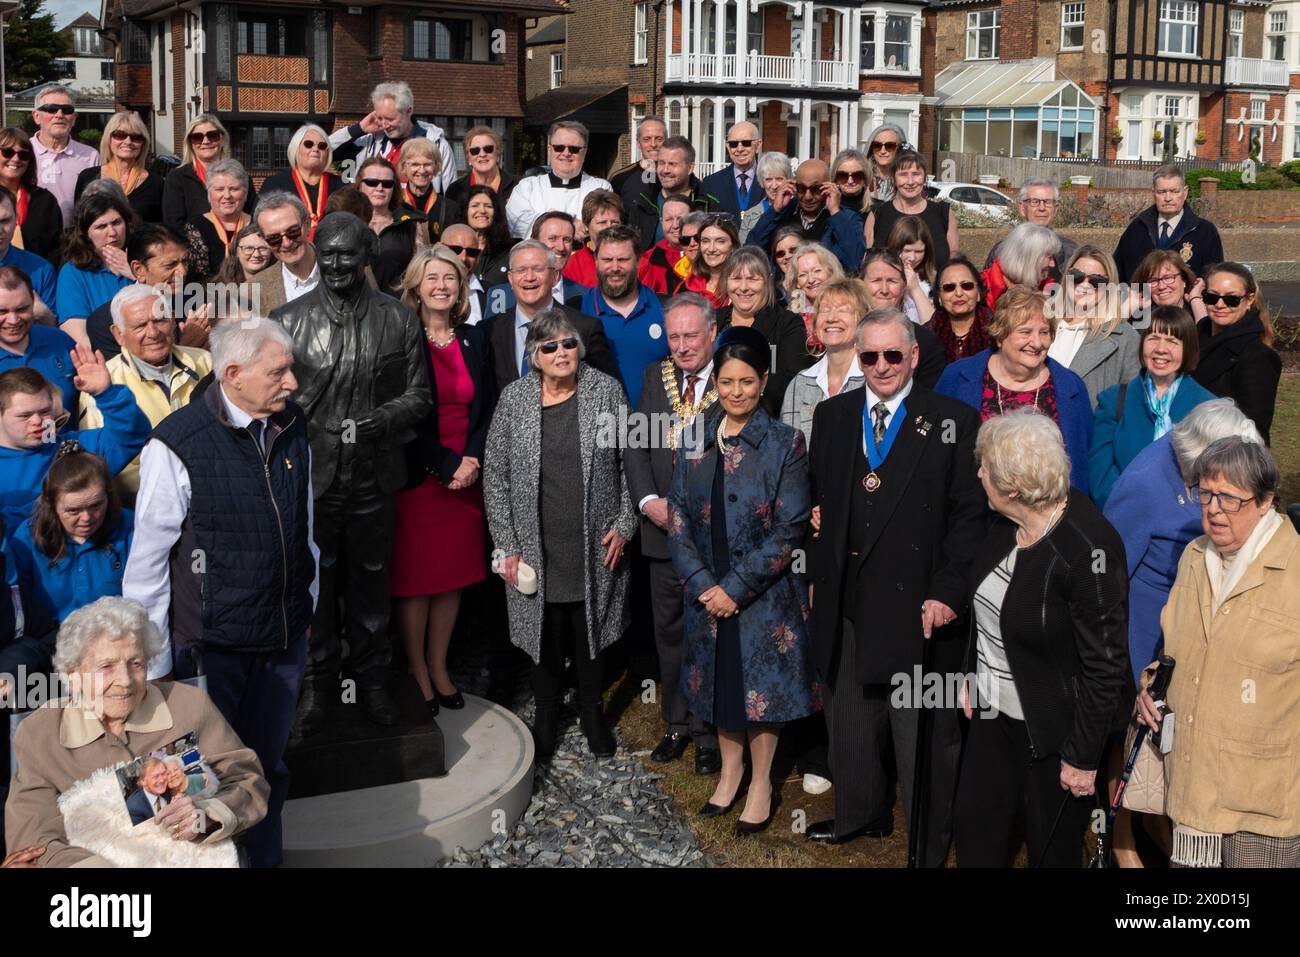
[
  {"xmin": 685, "ymin": 373, "xmax": 700, "ymax": 406},
  {"xmin": 737, "ymin": 172, "xmax": 749, "ymax": 200},
  {"xmin": 1159, "ymin": 222, "xmax": 1171, "ymax": 249},
  {"xmin": 872, "ymin": 402, "xmax": 889, "ymax": 446},
  {"xmin": 248, "ymin": 419, "xmax": 269, "ymax": 459},
  {"xmin": 519, "ymin": 322, "xmax": 531, "ymax": 377}
]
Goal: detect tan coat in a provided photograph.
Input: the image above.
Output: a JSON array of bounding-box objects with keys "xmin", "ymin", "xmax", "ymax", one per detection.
[
  {"xmin": 5, "ymin": 682, "xmax": 268, "ymax": 867},
  {"xmin": 1160, "ymin": 521, "xmax": 1300, "ymax": 838}
]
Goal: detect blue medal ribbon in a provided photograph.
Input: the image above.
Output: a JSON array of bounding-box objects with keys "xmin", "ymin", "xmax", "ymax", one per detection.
[{"xmin": 863, "ymin": 399, "xmax": 907, "ymax": 471}]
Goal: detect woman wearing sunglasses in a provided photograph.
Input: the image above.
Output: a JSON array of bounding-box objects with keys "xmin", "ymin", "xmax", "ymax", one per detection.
[
  {"xmin": 865, "ymin": 150, "xmax": 958, "ymax": 273},
  {"xmin": 56, "ymin": 192, "xmax": 137, "ymax": 348},
  {"xmin": 884, "ymin": 214, "xmax": 936, "ymax": 325},
  {"xmin": 484, "ymin": 309, "xmax": 635, "ymax": 760},
  {"xmin": 1131, "ymin": 249, "xmax": 1208, "ymax": 323},
  {"xmin": 446, "ymin": 126, "xmax": 517, "ymax": 209},
  {"xmin": 460, "ymin": 183, "xmax": 514, "ymax": 290},
  {"xmin": 830, "ymin": 148, "xmax": 871, "ymax": 216},
  {"xmin": 357, "ymin": 156, "xmax": 420, "ymax": 294},
  {"xmin": 1089, "ymin": 305, "xmax": 1215, "ymax": 509},
  {"xmin": 936, "ymin": 285, "xmax": 1095, "ymax": 494},
  {"xmin": 261, "ymin": 124, "xmax": 345, "ymax": 242},
  {"xmin": 73, "ymin": 112, "xmax": 162, "ymax": 225},
  {"xmin": 929, "ymin": 257, "xmax": 993, "ymax": 365},
  {"xmin": 0, "ymin": 127, "xmax": 62, "ymax": 265},
  {"xmin": 670, "ymin": 214, "xmax": 738, "ymax": 307},
  {"xmin": 1190, "ymin": 262, "xmax": 1282, "ymax": 445},
  {"xmin": 162, "ymin": 114, "xmax": 256, "ymax": 234},
  {"xmin": 182, "ymin": 158, "xmax": 251, "ymax": 283},
  {"xmin": 739, "ymin": 152, "xmax": 793, "ymax": 244},
  {"xmin": 864, "ymin": 122, "xmax": 907, "ymax": 203},
  {"xmin": 1049, "ymin": 246, "xmax": 1141, "ymax": 408}
]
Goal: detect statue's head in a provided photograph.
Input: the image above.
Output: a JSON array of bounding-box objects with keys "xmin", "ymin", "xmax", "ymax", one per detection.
[{"xmin": 315, "ymin": 212, "xmax": 374, "ymax": 295}]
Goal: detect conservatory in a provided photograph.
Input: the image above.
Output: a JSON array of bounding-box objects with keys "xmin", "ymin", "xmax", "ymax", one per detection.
[{"xmin": 935, "ymin": 58, "xmax": 1100, "ymax": 159}]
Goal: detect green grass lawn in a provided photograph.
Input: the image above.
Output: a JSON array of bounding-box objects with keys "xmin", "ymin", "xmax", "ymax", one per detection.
[{"xmin": 1274, "ymin": 372, "xmax": 1300, "ymax": 507}]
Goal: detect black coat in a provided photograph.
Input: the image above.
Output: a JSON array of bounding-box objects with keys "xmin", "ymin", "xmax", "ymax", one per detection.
[
  {"xmin": 403, "ymin": 322, "xmax": 498, "ymax": 490},
  {"xmin": 446, "ymin": 171, "xmax": 518, "ymax": 209},
  {"xmin": 913, "ymin": 321, "xmax": 948, "ymax": 390},
  {"xmin": 621, "ymin": 173, "xmax": 722, "ymax": 254},
  {"xmin": 162, "ymin": 164, "xmax": 258, "ymax": 233},
  {"xmin": 1112, "ymin": 204, "xmax": 1224, "ymax": 282},
  {"xmin": 1192, "ymin": 310, "xmax": 1282, "ymax": 444},
  {"xmin": 373, "ymin": 213, "xmax": 421, "ymax": 294},
  {"xmin": 17, "ymin": 186, "xmax": 63, "ymax": 265},
  {"xmin": 716, "ymin": 303, "xmax": 814, "ymax": 417},
  {"xmin": 481, "ymin": 302, "xmax": 619, "ymax": 395},
  {"xmin": 75, "ymin": 166, "xmax": 165, "ymax": 224},
  {"xmin": 963, "ymin": 491, "xmax": 1133, "ymax": 771},
  {"xmin": 807, "ymin": 385, "xmax": 986, "ymax": 685}
]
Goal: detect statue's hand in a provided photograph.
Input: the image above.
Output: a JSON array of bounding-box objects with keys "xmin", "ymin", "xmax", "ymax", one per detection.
[{"xmin": 353, "ymin": 415, "xmax": 384, "ymax": 442}]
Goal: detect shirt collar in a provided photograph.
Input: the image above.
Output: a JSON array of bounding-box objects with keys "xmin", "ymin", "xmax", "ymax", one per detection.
[
  {"xmin": 469, "ymin": 273, "xmax": 484, "ymax": 292},
  {"xmin": 283, "ymin": 261, "xmax": 319, "ymax": 292},
  {"xmin": 514, "ymin": 305, "xmax": 534, "ymax": 329},
  {"xmin": 864, "ymin": 377, "xmax": 914, "ymax": 422},
  {"xmin": 127, "ymin": 351, "xmax": 175, "ymax": 385},
  {"xmin": 219, "ymin": 384, "xmax": 260, "ymax": 429},
  {"xmin": 552, "ymin": 277, "xmax": 566, "ymax": 302},
  {"xmin": 1158, "ymin": 208, "xmax": 1185, "ymax": 231},
  {"xmin": 59, "ymin": 683, "xmax": 173, "ymax": 749},
  {"xmin": 806, "ymin": 352, "xmax": 863, "ymax": 399},
  {"xmin": 681, "ymin": 359, "xmax": 713, "ymax": 391}
]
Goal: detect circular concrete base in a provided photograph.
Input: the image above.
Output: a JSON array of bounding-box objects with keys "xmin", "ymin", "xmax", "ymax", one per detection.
[{"xmin": 280, "ymin": 695, "xmax": 534, "ymax": 867}]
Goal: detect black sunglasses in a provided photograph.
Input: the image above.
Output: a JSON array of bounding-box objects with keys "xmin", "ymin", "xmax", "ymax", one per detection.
[
  {"xmin": 680, "ymin": 233, "xmax": 700, "ymax": 246},
  {"xmin": 444, "ymin": 244, "xmax": 481, "ymax": 258},
  {"xmin": 941, "ymin": 280, "xmax": 977, "ymax": 293},
  {"xmin": 37, "ymin": 104, "xmax": 76, "ymax": 116},
  {"xmin": 188, "ymin": 130, "xmax": 223, "ymax": 145},
  {"xmin": 361, "ymin": 178, "xmax": 395, "ymax": 188},
  {"xmin": 1068, "ymin": 269, "xmax": 1108, "ymax": 288},
  {"xmin": 110, "ymin": 130, "xmax": 146, "ymax": 144},
  {"xmin": 300, "ymin": 139, "xmax": 328, "ymax": 151},
  {"xmin": 467, "ymin": 144, "xmax": 495, "ymax": 156},
  {"xmin": 0, "ymin": 147, "xmax": 32, "ymax": 162},
  {"xmin": 727, "ymin": 139, "xmax": 755, "ymax": 148},
  {"xmin": 261, "ymin": 225, "xmax": 304, "ymax": 248},
  {"xmin": 835, "ymin": 170, "xmax": 866, "ymax": 185},
  {"xmin": 551, "ymin": 144, "xmax": 584, "ymax": 155},
  {"xmin": 859, "ymin": 349, "xmax": 906, "ymax": 366},
  {"xmin": 539, "ymin": 337, "xmax": 579, "ymax": 354},
  {"xmin": 1202, "ymin": 291, "xmax": 1246, "ymax": 308}
]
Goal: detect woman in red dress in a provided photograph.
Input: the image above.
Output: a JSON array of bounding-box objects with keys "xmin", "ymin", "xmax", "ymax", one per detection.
[{"xmin": 392, "ymin": 244, "xmax": 498, "ymax": 713}]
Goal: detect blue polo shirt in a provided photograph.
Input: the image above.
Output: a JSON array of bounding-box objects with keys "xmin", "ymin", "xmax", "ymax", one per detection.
[
  {"xmin": 581, "ymin": 284, "xmax": 668, "ymax": 407},
  {"xmin": 8, "ymin": 510, "xmax": 133, "ymax": 623},
  {"xmin": 55, "ymin": 262, "xmax": 132, "ymax": 322},
  {"xmin": 0, "ymin": 245, "xmax": 57, "ymax": 315},
  {"xmin": 0, "ymin": 324, "xmax": 79, "ymax": 411}
]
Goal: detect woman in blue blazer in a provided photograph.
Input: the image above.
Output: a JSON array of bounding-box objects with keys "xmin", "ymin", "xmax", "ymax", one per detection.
[
  {"xmin": 1089, "ymin": 306, "xmax": 1216, "ymax": 508},
  {"xmin": 934, "ymin": 285, "xmax": 1094, "ymax": 495}
]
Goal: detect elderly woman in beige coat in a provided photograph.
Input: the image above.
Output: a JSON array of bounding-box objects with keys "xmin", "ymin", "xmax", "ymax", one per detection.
[
  {"xmin": 1138, "ymin": 437, "xmax": 1300, "ymax": 867},
  {"xmin": 5, "ymin": 597, "xmax": 267, "ymax": 868}
]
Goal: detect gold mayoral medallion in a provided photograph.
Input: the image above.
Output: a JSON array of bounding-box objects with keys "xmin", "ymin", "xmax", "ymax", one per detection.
[{"xmin": 662, "ymin": 358, "xmax": 717, "ymax": 449}]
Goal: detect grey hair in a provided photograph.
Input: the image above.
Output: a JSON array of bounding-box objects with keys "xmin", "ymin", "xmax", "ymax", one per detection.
[
  {"xmin": 524, "ymin": 308, "xmax": 585, "ymax": 372},
  {"xmin": 109, "ymin": 284, "xmax": 167, "ymax": 331},
  {"xmin": 1191, "ymin": 436, "xmax": 1280, "ymax": 508},
  {"xmin": 287, "ymin": 123, "xmax": 332, "ymax": 169},
  {"xmin": 210, "ymin": 315, "xmax": 294, "ymax": 381},
  {"xmin": 548, "ymin": 120, "xmax": 590, "ymax": 146},
  {"xmin": 1152, "ymin": 164, "xmax": 1186, "ymax": 188},
  {"xmin": 831, "ymin": 148, "xmax": 869, "ymax": 177},
  {"xmin": 53, "ymin": 597, "xmax": 165, "ymax": 677},
  {"xmin": 856, "ymin": 307, "xmax": 916, "ymax": 348},
  {"xmin": 663, "ymin": 291, "xmax": 717, "ymax": 329},
  {"xmin": 756, "ymin": 151, "xmax": 792, "ymax": 182},
  {"xmin": 34, "ymin": 84, "xmax": 76, "ymax": 108},
  {"xmin": 82, "ymin": 177, "xmax": 127, "ymax": 204},
  {"xmin": 865, "ymin": 121, "xmax": 907, "ymax": 150},
  {"xmin": 1170, "ymin": 398, "xmax": 1262, "ymax": 484},
  {"xmin": 509, "ymin": 238, "xmax": 560, "ymax": 271},
  {"xmin": 975, "ymin": 409, "xmax": 1072, "ymax": 509},
  {"xmin": 1019, "ymin": 177, "xmax": 1060, "ymax": 203},
  {"xmin": 206, "ymin": 157, "xmax": 249, "ymax": 193},
  {"xmin": 681, "ymin": 211, "xmax": 712, "ymax": 233},
  {"xmin": 998, "ymin": 223, "xmax": 1062, "ymax": 286},
  {"xmin": 254, "ymin": 190, "xmax": 310, "ymax": 231},
  {"xmin": 372, "ymin": 80, "xmax": 414, "ymax": 113}
]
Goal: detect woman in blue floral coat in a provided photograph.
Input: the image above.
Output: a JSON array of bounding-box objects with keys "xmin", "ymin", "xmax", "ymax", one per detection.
[{"xmin": 668, "ymin": 325, "xmax": 819, "ymax": 837}]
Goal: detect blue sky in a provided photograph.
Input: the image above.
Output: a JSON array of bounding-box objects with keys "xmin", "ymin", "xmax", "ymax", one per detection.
[{"xmin": 43, "ymin": 0, "xmax": 98, "ymax": 29}]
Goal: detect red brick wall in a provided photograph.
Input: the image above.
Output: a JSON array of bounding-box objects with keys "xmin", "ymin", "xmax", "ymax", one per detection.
[
  {"xmin": 171, "ymin": 14, "xmax": 185, "ymax": 150},
  {"xmin": 115, "ymin": 64, "xmax": 153, "ymax": 110},
  {"xmin": 998, "ymin": 0, "xmax": 1040, "ymax": 60},
  {"xmin": 761, "ymin": 101, "xmax": 785, "ymax": 153},
  {"xmin": 764, "ymin": 6, "xmax": 790, "ymax": 57}
]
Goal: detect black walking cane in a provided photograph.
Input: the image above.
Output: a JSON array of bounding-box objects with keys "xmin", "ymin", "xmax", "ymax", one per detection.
[
  {"xmin": 1087, "ymin": 654, "xmax": 1176, "ymax": 868},
  {"xmin": 907, "ymin": 623, "xmax": 936, "ymax": 868}
]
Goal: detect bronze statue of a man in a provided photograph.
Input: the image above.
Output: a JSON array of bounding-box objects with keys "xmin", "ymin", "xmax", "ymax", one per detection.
[{"xmin": 272, "ymin": 211, "xmax": 431, "ymax": 735}]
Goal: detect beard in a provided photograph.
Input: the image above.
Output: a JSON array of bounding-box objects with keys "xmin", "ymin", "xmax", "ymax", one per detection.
[{"xmin": 598, "ymin": 271, "xmax": 635, "ymax": 300}]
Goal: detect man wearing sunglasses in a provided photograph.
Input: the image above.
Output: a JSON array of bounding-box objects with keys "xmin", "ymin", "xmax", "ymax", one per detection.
[
  {"xmin": 1113, "ymin": 164, "xmax": 1224, "ymax": 282},
  {"xmin": 804, "ymin": 308, "xmax": 984, "ymax": 862},
  {"xmin": 29, "ymin": 86, "xmax": 100, "ymax": 225},
  {"xmin": 638, "ymin": 195, "xmax": 693, "ymax": 294},
  {"xmin": 621, "ymin": 136, "xmax": 722, "ymax": 256},
  {"xmin": 745, "ymin": 158, "xmax": 866, "ymax": 275},
  {"xmin": 699, "ymin": 121, "xmax": 766, "ymax": 220},
  {"xmin": 506, "ymin": 121, "xmax": 611, "ymax": 240},
  {"xmin": 983, "ymin": 179, "xmax": 1078, "ymax": 271},
  {"xmin": 328, "ymin": 81, "xmax": 456, "ymax": 195},
  {"xmin": 248, "ymin": 193, "xmax": 320, "ymax": 314}
]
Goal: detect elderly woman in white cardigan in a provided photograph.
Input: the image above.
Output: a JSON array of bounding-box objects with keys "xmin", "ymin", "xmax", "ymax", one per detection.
[
  {"xmin": 5, "ymin": 597, "xmax": 267, "ymax": 868},
  {"xmin": 483, "ymin": 308, "xmax": 637, "ymax": 762}
]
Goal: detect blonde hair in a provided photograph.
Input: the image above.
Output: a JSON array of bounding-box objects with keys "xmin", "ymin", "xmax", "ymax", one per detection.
[
  {"xmin": 402, "ymin": 244, "xmax": 470, "ymax": 325},
  {"xmin": 785, "ymin": 243, "xmax": 844, "ymax": 312},
  {"xmin": 988, "ymin": 285, "xmax": 1056, "ymax": 344},
  {"xmin": 1062, "ymin": 244, "xmax": 1124, "ymax": 336},
  {"xmin": 181, "ymin": 113, "xmax": 231, "ymax": 166},
  {"xmin": 975, "ymin": 409, "xmax": 1071, "ymax": 508},
  {"xmin": 463, "ymin": 125, "xmax": 503, "ymax": 156},
  {"xmin": 815, "ymin": 277, "xmax": 872, "ymax": 326},
  {"xmin": 99, "ymin": 111, "xmax": 150, "ymax": 173},
  {"xmin": 398, "ymin": 137, "xmax": 442, "ymax": 177}
]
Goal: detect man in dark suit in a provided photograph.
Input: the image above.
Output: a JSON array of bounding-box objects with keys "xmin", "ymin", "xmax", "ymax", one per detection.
[
  {"xmin": 441, "ymin": 224, "xmax": 488, "ymax": 325},
  {"xmin": 481, "ymin": 240, "xmax": 618, "ymax": 393},
  {"xmin": 624, "ymin": 292, "xmax": 721, "ymax": 775},
  {"xmin": 485, "ymin": 212, "xmax": 589, "ymax": 315},
  {"xmin": 806, "ymin": 307, "xmax": 986, "ymax": 863},
  {"xmin": 1113, "ymin": 164, "xmax": 1224, "ymax": 281},
  {"xmin": 620, "ymin": 136, "xmax": 721, "ymax": 255},
  {"xmin": 126, "ymin": 758, "xmax": 171, "ymax": 826},
  {"xmin": 699, "ymin": 121, "xmax": 765, "ymax": 221}
]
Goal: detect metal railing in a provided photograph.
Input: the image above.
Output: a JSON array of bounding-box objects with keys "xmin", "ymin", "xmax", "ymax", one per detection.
[
  {"xmin": 666, "ymin": 51, "xmax": 852, "ymax": 89},
  {"xmin": 1225, "ymin": 56, "xmax": 1290, "ymax": 87}
]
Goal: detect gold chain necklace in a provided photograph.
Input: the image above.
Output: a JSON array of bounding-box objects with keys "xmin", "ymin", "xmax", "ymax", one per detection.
[{"xmin": 662, "ymin": 359, "xmax": 717, "ymax": 449}]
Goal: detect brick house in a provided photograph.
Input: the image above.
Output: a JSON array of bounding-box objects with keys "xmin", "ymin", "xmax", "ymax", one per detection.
[
  {"xmin": 98, "ymin": 0, "xmax": 567, "ymax": 181},
  {"xmin": 11, "ymin": 12, "xmax": 116, "ymax": 133},
  {"xmin": 932, "ymin": 0, "xmax": 1289, "ymax": 165}
]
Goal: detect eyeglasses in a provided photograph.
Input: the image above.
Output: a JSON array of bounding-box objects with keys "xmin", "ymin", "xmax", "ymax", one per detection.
[
  {"xmin": 238, "ymin": 244, "xmax": 271, "ymax": 257},
  {"xmin": 301, "ymin": 139, "xmax": 328, "ymax": 151},
  {"xmin": 261, "ymin": 225, "xmax": 304, "ymax": 248},
  {"xmin": 680, "ymin": 233, "xmax": 700, "ymax": 246},
  {"xmin": 871, "ymin": 140, "xmax": 900, "ymax": 153},
  {"xmin": 467, "ymin": 144, "xmax": 495, "ymax": 156},
  {"xmin": 110, "ymin": 130, "xmax": 146, "ymax": 144},
  {"xmin": 859, "ymin": 349, "xmax": 906, "ymax": 366},
  {"xmin": 551, "ymin": 144, "xmax": 584, "ymax": 155},
  {"xmin": 835, "ymin": 171, "xmax": 866, "ymax": 185},
  {"xmin": 509, "ymin": 265, "xmax": 552, "ymax": 277},
  {"xmin": 1150, "ymin": 273, "xmax": 1183, "ymax": 287},
  {"xmin": 1068, "ymin": 270, "xmax": 1108, "ymax": 288},
  {"xmin": 0, "ymin": 147, "xmax": 32, "ymax": 162},
  {"xmin": 188, "ymin": 130, "xmax": 223, "ymax": 145},
  {"xmin": 1024, "ymin": 198, "xmax": 1057, "ymax": 209},
  {"xmin": 36, "ymin": 104, "xmax": 75, "ymax": 116},
  {"xmin": 538, "ymin": 337, "xmax": 579, "ymax": 354},
  {"xmin": 444, "ymin": 244, "xmax": 481, "ymax": 258},
  {"xmin": 940, "ymin": 280, "xmax": 977, "ymax": 293},
  {"xmin": 1202, "ymin": 291, "xmax": 1246, "ymax": 308},
  {"xmin": 1193, "ymin": 487, "xmax": 1256, "ymax": 513},
  {"xmin": 727, "ymin": 139, "xmax": 755, "ymax": 148},
  {"xmin": 361, "ymin": 178, "xmax": 396, "ymax": 189},
  {"xmin": 793, "ymin": 182, "xmax": 821, "ymax": 194}
]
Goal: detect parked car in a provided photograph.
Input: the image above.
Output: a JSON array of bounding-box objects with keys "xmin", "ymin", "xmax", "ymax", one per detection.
[{"xmin": 924, "ymin": 180, "xmax": 1016, "ymax": 223}]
